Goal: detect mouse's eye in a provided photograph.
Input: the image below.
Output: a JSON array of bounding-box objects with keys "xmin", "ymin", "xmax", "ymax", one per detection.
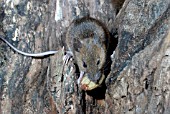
[
  {"xmin": 89, "ymin": 32, "xmax": 94, "ymax": 37},
  {"xmin": 83, "ymin": 61, "xmax": 87, "ymax": 68},
  {"xmin": 97, "ymin": 59, "xmax": 100, "ymax": 65}
]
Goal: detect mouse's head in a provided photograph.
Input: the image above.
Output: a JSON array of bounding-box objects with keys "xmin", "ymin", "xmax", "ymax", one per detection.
[{"xmin": 74, "ymin": 41, "xmax": 106, "ymax": 90}]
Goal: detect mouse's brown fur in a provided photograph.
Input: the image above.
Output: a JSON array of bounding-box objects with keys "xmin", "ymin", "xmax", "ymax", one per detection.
[{"xmin": 66, "ymin": 17, "xmax": 109, "ymax": 90}]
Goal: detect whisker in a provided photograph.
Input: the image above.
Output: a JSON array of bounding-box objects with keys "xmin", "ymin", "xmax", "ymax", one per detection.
[
  {"xmin": 103, "ymin": 60, "xmax": 112, "ymax": 69},
  {"xmin": 74, "ymin": 73, "xmax": 80, "ymax": 75}
]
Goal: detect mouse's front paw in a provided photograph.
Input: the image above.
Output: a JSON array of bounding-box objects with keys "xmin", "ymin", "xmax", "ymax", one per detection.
[{"xmin": 63, "ymin": 51, "xmax": 73, "ymax": 65}]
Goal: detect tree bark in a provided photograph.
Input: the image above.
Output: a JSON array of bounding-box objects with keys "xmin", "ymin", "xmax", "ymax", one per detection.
[{"xmin": 0, "ymin": 0, "xmax": 169, "ymax": 114}]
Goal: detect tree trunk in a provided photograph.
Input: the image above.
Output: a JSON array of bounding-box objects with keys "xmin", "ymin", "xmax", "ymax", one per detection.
[{"xmin": 0, "ymin": 0, "xmax": 169, "ymax": 114}]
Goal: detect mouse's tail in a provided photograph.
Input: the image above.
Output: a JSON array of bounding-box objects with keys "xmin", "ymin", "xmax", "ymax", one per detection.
[{"xmin": 0, "ymin": 35, "xmax": 57, "ymax": 57}]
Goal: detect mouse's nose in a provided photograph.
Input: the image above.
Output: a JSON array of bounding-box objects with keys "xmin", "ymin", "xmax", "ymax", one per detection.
[{"xmin": 87, "ymin": 71, "xmax": 102, "ymax": 83}]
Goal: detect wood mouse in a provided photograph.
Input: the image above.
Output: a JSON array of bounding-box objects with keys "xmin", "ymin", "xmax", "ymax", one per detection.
[
  {"xmin": 65, "ymin": 17, "xmax": 109, "ymax": 90},
  {"xmin": 0, "ymin": 17, "xmax": 109, "ymax": 90}
]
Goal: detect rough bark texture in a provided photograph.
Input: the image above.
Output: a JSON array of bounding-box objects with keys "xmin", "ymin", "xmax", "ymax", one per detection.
[{"xmin": 0, "ymin": 0, "xmax": 169, "ymax": 114}]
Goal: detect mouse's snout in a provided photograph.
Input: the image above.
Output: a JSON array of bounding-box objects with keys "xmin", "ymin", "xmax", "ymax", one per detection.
[{"xmin": 87, "ymin": 70, "xmax": 102, "ymax": 84}]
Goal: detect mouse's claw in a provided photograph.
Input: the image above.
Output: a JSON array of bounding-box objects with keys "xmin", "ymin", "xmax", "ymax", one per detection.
[{"xmin": 63, "ymin": 51, "xmax": 73, "ymax": 65}]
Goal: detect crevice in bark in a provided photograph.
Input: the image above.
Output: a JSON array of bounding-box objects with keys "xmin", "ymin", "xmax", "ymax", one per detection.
[{"xmin": 112, "ymin": 0, "xmax": 126, "ymax": 15}]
